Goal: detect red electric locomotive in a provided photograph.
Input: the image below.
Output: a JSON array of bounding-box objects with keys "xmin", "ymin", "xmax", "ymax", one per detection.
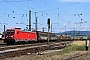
[
  {"xmin": 4, "ymin": 28, "xmax": 37, "ymax": 44},
  {"xmin": 4, "ymin": 28, "xmax": 57, "ymax": 44}
]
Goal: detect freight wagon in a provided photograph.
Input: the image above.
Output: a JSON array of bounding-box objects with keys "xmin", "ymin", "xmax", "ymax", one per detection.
[
  {"xmin": 56, "ymin": 35, "xmax": 71, "ymax": 41},
  {"xmin": 37, "ymin": 31, "xmax": 57, "ymax": 42},
  {"xmin": 4, "ymin": 28, "xmax": 57, "ymax": 44}
]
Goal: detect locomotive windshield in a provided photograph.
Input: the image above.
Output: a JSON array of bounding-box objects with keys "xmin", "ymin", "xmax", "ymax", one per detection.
[{"xmin": 6, "ymin": 30, "xmax": 15, "ymax": 34}]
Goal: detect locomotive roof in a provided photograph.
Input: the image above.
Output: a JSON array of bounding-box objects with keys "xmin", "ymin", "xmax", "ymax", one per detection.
[{"xmin": 6, "ymin": 27, "xmax": 21, "ymax": 30}]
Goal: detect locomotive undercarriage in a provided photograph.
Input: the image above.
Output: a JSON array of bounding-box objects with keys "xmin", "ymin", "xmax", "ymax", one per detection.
[
  {"xmin": 4, "ymin": 39, "xmax": 38, "ymax": 44},
  {"xmin": 4, "ymin": 39, "xmax": 15, "ymax": 44}
]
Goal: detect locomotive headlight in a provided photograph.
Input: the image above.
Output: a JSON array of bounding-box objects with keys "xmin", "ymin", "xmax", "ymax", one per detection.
[
  {"xmin": 11, "ymin": 36, "xmax": 14, "ymax": 38},
  {"xmin": 6, "ymin": 36, "xmax": 8, "ymax": 38}
]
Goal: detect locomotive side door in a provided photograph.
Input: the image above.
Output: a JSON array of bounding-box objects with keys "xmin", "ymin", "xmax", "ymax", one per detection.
[{"xmin": 15, "ymin": 31, "xmax": 20, "ymax": 40}]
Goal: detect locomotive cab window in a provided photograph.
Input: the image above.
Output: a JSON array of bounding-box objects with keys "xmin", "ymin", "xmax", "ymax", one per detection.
[
  {"xmin": 6, "ymin": 30, "xmax": 15, "ymax": 34},
  {"xmin": 17, "ymin": 31, "xmax": 19, "ymax": 34}
]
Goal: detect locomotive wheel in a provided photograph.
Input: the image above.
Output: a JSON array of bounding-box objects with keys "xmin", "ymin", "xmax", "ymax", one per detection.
[{"xmin": 6, "ymin": 40, "xmax": 15, "ymax": 45}]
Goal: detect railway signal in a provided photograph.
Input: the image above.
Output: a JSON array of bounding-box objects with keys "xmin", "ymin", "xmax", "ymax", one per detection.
[
  {"xmin": 47, "ymin": 18, "xmax": 50, "ymax": 45},
  {"xmin": 47, "ymin": 18, "xmax": 50, "ymax": 29}
]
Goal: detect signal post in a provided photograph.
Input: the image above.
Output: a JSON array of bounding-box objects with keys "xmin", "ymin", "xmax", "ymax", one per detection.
[
  {"xmin": 86, "ymin": 39, "xmax": 89, "ymax": 51},
  {"xmin": 47, "ymin": 18, "xmax": 50, "ymax": 45}
]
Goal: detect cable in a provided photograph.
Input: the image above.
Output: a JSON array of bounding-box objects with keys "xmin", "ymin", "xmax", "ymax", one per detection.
[
  {"xmin": 4, "ymin": 0, "xmax": 23, "ymax": 2},
  {"xmin": 16, "ymin": 0, "xmax": 33, "ymax": 10},
  {"xmin": 83, "ymin": 8, "xmax": 90, "ymax": 17},
  {"xmin": 82, "ymin": 3, "xmax": 90, "ymax": 13},
  {"xmin": 0, "ymin": 0, "xmax": 88, "ymax": 26},
  {"xmin": 38, "ymin": 0, "xmax": 57, "ymax": 8},
  {"xmin": 8, "ymin": 2, "xmax": 27, "ymax": 11}
]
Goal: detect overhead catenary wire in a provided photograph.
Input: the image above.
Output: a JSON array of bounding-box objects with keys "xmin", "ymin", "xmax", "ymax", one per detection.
[
  {"xmin": 36, "ymin": 2, "xmax": 80, "ymax": 13},
  {"xmin": 0, "ymin": 0, "xmax": 82, "ymax": 18},
  {"xmin": 82, "ymin": 3, "xmax": 90, "ymax": 13},
  {"xmin": 0, "ymin": 0, "xmax": 85, "ymax": 14},
  {"xmin": 6, "ymin": 0, "xmax": 85, "ymax": 24},
  {"xmin": 0, "ymin": 0, "xmax": 89, "ymax": 31}
]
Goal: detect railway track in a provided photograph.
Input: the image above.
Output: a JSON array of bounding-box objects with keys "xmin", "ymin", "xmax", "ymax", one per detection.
[
  {"xmin": 0, "ymin": 41, "xmax": 72, "ymax": 59},
  {"xmin": 0, "ymin": 41, "xmax": 72, "ymax": 51},
  {"xmin": 0, "ymin": 43, "xmax": 47, "ymax": 51}
]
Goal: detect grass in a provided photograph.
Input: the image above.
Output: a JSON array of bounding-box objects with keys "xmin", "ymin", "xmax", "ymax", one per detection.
[
  {"xmin": 59, "ymin": 44, "xmax": 90, "ymax": 55},
  {"xmin": 42, "ymin": 43, "xmax": 90, "ymax": 57},
  {"xmin": 35, "ymin": 42, "xmax": 88, "ymax": 57},
  {"xmin": 5, "ymin": 41, "xmax": 90, "ymax": 60}
]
